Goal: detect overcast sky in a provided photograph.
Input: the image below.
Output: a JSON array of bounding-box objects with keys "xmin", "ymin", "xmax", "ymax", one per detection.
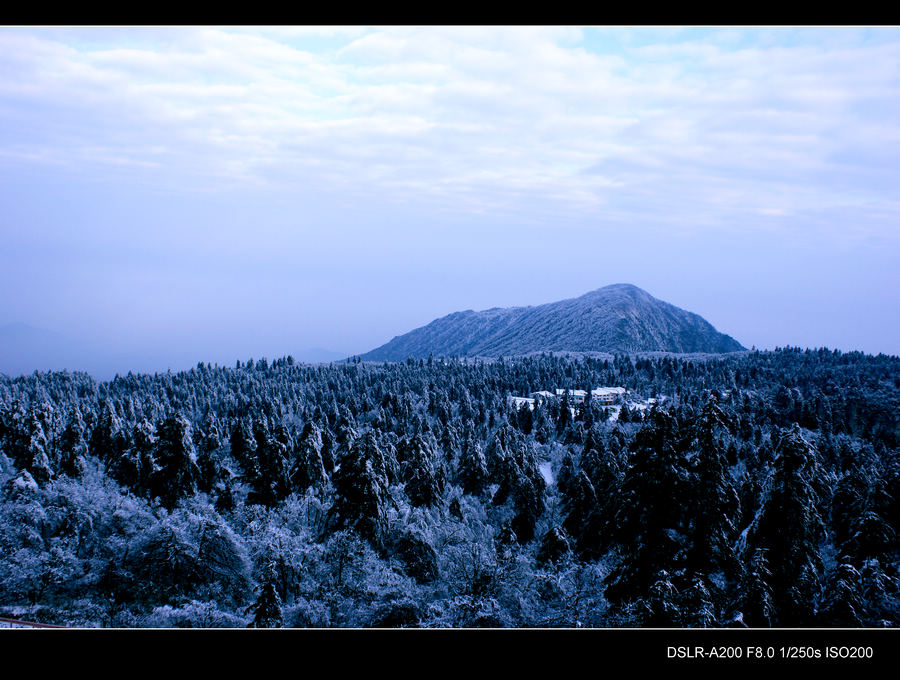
[{"xmin": 1, "ymin": 26, "xmax": 899, "ymax": 374}]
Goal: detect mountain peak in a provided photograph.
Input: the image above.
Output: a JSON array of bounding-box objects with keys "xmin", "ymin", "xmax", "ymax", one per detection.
[
  {"xmin": 597, "ymin": 282, "xmax": 642, "ymax": 291},
  {"xmin": 361, "ymin": 285, "xmax": 745, "ymax": 361},
  {"xmin": 580, "ymin": 283, "xmax": 649, "ymax": 299}
]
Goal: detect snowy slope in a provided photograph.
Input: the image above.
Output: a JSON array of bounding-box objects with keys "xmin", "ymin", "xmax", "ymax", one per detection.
[{"xmin": 361, "ymin": 284, "xmax": 745, "ymax": 361}]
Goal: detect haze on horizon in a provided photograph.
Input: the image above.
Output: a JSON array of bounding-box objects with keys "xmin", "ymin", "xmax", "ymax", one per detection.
[{"xmin": 2, "ymin": 26, "xmax": 899, "ymax": 379}]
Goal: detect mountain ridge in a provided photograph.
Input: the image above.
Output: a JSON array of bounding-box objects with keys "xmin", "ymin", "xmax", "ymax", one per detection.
[{"xmin": 361, "ymin": 284, "xmax": 745, "ymax": 361}]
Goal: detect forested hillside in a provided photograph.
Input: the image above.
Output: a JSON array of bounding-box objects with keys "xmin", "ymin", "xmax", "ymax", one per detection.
[{"xmin": 0, "ymin": 348, "xmax": 897, "ymax": 627}]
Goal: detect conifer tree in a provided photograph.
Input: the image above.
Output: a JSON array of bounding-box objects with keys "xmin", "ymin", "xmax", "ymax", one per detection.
[
  {"xmin": 685, "ymin": 397, "xmax": 739, "ymax": 578},
  {"xmin": 399, "ymin": 433, "xmax": 443, "ymax": 508},
  {"xmin": 329, "ymin": 431, "xmax": 390, "ymax": 547},
  {"xmin": 491, "ymin": 435, "xmax": 545, "ymax": 543},
  {"xmin": 457, "ymin": 434, "xmax": 489, "ymax": 496},
  {"xmin": 537, "ymin": 526, "xmax": 571, "ymax": 566},
  {"xmin": 21, "ymin": 410, "xmax": 53, "ymax": 484},
  {"xmin": 738, "ymin": 548, "xmax": 776, "ymax": 627},
  {"xmin": 58, "ymin": 407, "xmax": 88, "ymax": 477},
  {"xmin": 557, "ymin": 393, "xmax": 572, "ymax": 435},
  {"xmin": 115, "ymin": 418, "xmax": 157, "ymax": 494},
  {"xmin": 229, "ymin": 418, "xmax": 258, "ymax": 480},
  {"xmin": 577, "ymin": 432, "xmax": 621, "ymax": 554},
  {"xmin": 748, "ymin": 424, "xmax": 825, "ymax": 626},
  {"xmin": 516, "ymin": 402, "xmax": 533, "ymax": 435},
  {"xmin": 605, "ymin": 409, "xmax": 689, "ymax": 605},
  {"xmin": 249, "ymin": 571, "xmax": 284, "ymax": 628},
  {"xmin": 818, "ymin": 563, "xmax": 865, "ymax": 626},
  {"xmin": 555, "ymin": 451, "xmax": 578, "ymax": 502},
  {"xmin": 678, "ymin": 576, "xmax": 719, "ymax": 627},
  {"xmin": 90, "ymin": 400, "xmax": 126, "ymax": 465},
  {"xmin": 247, "ymin": 418, "xmax": 290, "ymax": 507},
  {"xmin": 290, "ymin": 421, "xmax": 327, "ymax": 492},
  {"xmin": 560, "ymin": 469, "xmax": 603, "ymax": 558},
  {"xmin": 151, "ymin": 412, "xmax": 201, "ymax": 509}
]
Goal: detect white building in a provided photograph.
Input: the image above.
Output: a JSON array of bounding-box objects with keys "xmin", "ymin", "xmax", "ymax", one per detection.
[
  {"xmin": 529, "ymin": 390, "xmax": 556, "ymax": 401},
  {"xmin": 555, "ymin": 389, "xmax": 588, "ymax": 401},
  {"xmin": 554, "ymin": 387, "xmax": 626, "ymax": 404},
  {"xmin": 510, "ymin": 387, "xmax": 626, "ymax": 411},
  {"xmin": 507, "ymin": 395, "xmax": 536, "ymax": 410},
  {"xmin": 590, "ymin": 387, "xmax": 626, "ymax": 404}
]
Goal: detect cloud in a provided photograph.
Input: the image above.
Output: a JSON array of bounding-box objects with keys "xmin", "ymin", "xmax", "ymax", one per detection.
[{"xmin": 0, "ymin": 26, "xmax": 899, "ymax": 243}]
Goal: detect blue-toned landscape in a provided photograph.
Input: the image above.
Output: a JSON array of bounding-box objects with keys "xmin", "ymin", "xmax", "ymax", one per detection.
[{"xmin": 0, "ymin": 27, "xmax": 897, "ymax": 630}]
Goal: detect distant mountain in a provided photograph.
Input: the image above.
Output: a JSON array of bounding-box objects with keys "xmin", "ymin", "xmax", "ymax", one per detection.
[
  {"xmin": 0, "ymin": 323, "xmax": 92, "ymax": 377},
  {"xmin": 0, "ymin": 323, "xmax": 148, "ymax": 379},
  {"xmin": 294, "ymin": 347, "xmax": 351, "ymax": 364},
  {"xmin": 360, "ymin": 284, "xmax": 745, "ymax": 361},
  {"xmin": 0, "ymin": 323, "xmax": 354, "ymax": 379}
]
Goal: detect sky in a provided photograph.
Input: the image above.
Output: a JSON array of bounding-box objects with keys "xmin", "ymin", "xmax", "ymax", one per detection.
[{"xmin": 1, "ymin": 26, "xmax": 899, "ymax": 376}]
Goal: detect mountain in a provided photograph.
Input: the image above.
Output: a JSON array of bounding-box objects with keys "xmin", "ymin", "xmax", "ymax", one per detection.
[
  {"xmin": 0, "ymin": 323, "xmax": 148, "ymax": 379},
  {"xmin": 0, "ymin": 323, "xmax": 93, "ymax": 377},
  {"xmin": 294, "ymin": 347, "xmax": 351, "ymax": 364},
  {"xmin": 360, "ymin": 284, "xmax": 745, "ymax": 361},
  {"xmin": 0, "ymin": 322, "xmax": 354, "ymax": 379}
]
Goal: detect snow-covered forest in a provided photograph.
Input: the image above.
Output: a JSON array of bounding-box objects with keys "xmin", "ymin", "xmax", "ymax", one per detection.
[{"xmin": 0, "ymin": 348, "xmax": 897, "ymax": 627}]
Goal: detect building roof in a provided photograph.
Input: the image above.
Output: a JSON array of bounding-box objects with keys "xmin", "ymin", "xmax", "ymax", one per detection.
[
  {"xmin": 554, "ymin": 387, "xmax": 625, "ymax": 397},
  {"xmin": 592, "ymin": 387, "xmax": 626, "ymax": 397}
]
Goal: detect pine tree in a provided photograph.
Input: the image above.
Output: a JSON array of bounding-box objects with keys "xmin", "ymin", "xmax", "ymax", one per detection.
[
  {"xmin": 399, "ymin": 433, "xmax": 443, "ymax": 508},
  {"xmin": 560, "ymin": 469, "xmax": 604, "ymax": 559},
  {"xmin": 329, "ymin": 431, "xmax": 390, "ymax": 547},
  {"xmin": 194, "ymin": 421, "xmax": 223, "ymax": 494},
  {"xmin": 738, "ymin": 548, "xmax": 775, "ymax": 627},
  {"xmin": 576, "ymin": 432, "xmax": 621, "ymax": 555},
  {"xmin": 229, "ymin": 418, "xmax": 258, "ymax": 480},
  {"xmin": 605, "ymin": 409, "xmax": 689, "ymax": 605},
  {"xmin": 555, "ymin": 451, "xmax": 578, "ymax": 502},
  {"xmin": 748, "ymin": 424, "xmax": 825, "ymax": 626},
  {"xmin": 557, "ymin": 393, "xmax": 572, "ymax": 435},
  {"xmin": 114, "ymin": 418, "xmax": 158, "ymax": 495},
  {"xmin": 639, "ymin": 570, "xmax": 680, "ymax": 627},
  {"xmin": 89, "ymin": 400, "xmax": 126, "ymax": 465},
  {"xmin": 248, "ymin": 571, "xmax": 283, "ymax": 628},
  {"xmin": 151, "ymin": 412, "xmax": 201, "ymax": 509},
  {"xmin": 484, "ymin": 425, "xmax": 516, "ymax": 480},
  {"xmin": 495, "ymin": 436, "xmax": 546, "ymax": 544},
  {"xmin": 516, "ymin": 401, "xmax": 533, "ymax": 435},
  {"xmin": 831, "ymin": 449, "xmax": 895, "ymax": 567},
  {"xmin": 679, "ymin": 576, "xmax": 719, "ymax": 627},
  {"xmin": 247, "ymin": 418, "xmax": 290, "ymax": 507},
  {"xmin": 21, "ymin": 410, "xmax": 53, "ymax": 484},
  {"xmin": 457, "ymin": 435, "xmax": 489, "ymax": 496},
  {"xmin": 818, "ymin": 563, "xmax": 865, "ymax": 626},
  {"xmin": 537, "ymin": 526, "xmax": 571, "ymax": 566},
  {"xmin": 290, "ymin": 421, "xmax": 327, "ymax": 492},
  {"xmin": 58, "ymin": 407, "xmax": 88, "ymax": 477},
  {"xmin": 685, "ymin": 397, "xmax": 740, "ymax": 578}
]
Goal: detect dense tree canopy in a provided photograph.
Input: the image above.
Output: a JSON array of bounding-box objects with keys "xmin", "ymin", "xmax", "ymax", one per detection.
[{"xmin": 0, "ymin": 347, "xmax": 897, "ymax": 627}]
